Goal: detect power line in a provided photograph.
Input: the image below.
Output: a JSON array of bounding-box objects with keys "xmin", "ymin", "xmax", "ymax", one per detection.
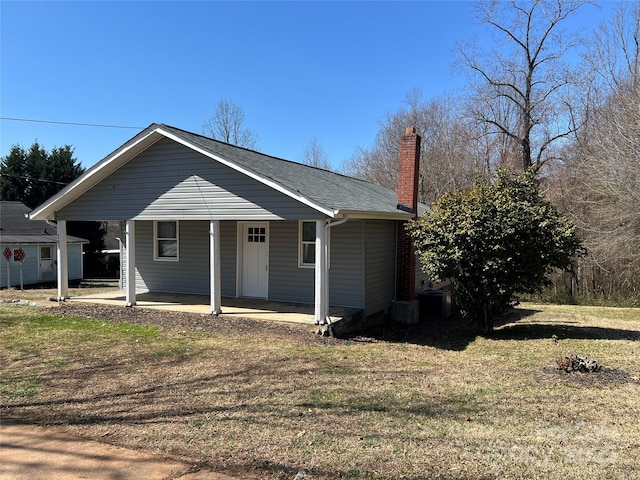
[
  {"xmin": 0, "ymin": 117, "xmax": 144, "ymax": 130},
  {"xmin": 0, "ymin": 172, "xmax": 70, "ymax": 186}
]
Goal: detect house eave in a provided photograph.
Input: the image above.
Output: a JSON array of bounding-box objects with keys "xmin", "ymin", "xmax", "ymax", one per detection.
[
  {"xmin": 0, "ymin": 235, "xmax": 88, "ymax": 244},
  {"xmin": 332, "ymin": 209, "xmax": 416, "ymax": 220}
]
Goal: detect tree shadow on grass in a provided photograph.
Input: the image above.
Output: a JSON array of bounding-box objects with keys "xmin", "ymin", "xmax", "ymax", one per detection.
[
  {"xmin": 490, "ymin": 322, "xmax": 640, "ymax": 342},
  {"xmin": 351, "ymin": 306, "xmax": 640, "ymax": 350},
  {"xmin": 348, "ymin": 314, "xmax": 486, "ymax": 351},
  {"xmin": 489, "ymin": 306, "xmax": 640, "ymax": 341}
]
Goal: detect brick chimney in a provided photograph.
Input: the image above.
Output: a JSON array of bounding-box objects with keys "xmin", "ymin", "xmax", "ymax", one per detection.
[
  {"xmin": 397, "ymin": 127, "xmax": 420, "ymax": 214},
  {"xmin": 395, "ymin": 127, "xmax": 421, "ymax": 303}
]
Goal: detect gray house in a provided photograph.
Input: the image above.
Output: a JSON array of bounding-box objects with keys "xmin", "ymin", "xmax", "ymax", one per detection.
[
  {"xmin": 1, "ymin": 201, "xmax": 86, "ymax": 288},
  {"xmin": 28, "ymin": 124, "xmax": 427, "ymax": 323}
]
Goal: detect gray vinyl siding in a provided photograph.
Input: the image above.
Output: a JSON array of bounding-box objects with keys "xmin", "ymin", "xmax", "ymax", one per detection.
[
  {"xmin": 364, "ymin": 220, "xmax": 397, "ymax": 316},
  {"xmin": 57, "ymin": 138, "xmax": 324, "ymax": 222},
  {"xmin": 220, "ymin": 221, "xmax": 237, "ymax": 296},
  {"xmin": 122, "ymin": 220, "xmax": 237, "ymax": 296},
  {"xmin": 67, "ymin": 244, "xmax": 84, "ymax": 281},
  {"xmin": 268, "ymin": 221, "xmax": 314, "ymax": 304},
  {"xmin": 328, "ymin": 220, "xmax": 364, "ymax": 308},
  {"xmin": 119, "ymin": 218, "xmax": 375, "ymax": 311},
  {"xmin": 268, "ymin": 220, "xmax": 364, "ymax": 308},
  {"xmin": 0, "ymin": 243, "xmax": 83, "ymax": 287}
]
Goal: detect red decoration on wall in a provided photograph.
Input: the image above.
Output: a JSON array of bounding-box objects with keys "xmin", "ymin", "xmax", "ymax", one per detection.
[{"xmin": 14, "ymin": 247, "xmax": 26, "ymax": 263}]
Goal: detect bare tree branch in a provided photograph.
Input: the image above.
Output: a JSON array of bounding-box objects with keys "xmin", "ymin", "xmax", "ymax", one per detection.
[
  {"xmin": 202, "ymin": 99, "xmax": 259, "ymax": 149},
  {"xmin": 301, "ymin": 136, "xmax": 331, "ymax": 170},
  {"xmin": 461, "ymin": 0, "xmax": 590, "ymax": 171}
]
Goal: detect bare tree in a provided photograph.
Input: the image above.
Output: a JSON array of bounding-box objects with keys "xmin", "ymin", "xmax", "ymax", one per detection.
[
  {"xmin": 202, "ymin": 99, "xmax": 259, "ymax": 149},
  {"xmin": 343, "ymin": 88, "xmax": 483, "ymax": 205},
  {"xmin": 556, "ymin": 2, "xmax": 640, "ymax": 300},
  {"xmin": 301, "ymin": 136, "xmax": 331, "ymax": 170},
  {"xmin": 459, "ymin": 0, "xmax": 590, "ymax": 172}
]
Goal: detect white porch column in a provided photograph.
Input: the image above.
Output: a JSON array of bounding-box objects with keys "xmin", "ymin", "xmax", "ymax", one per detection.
[
  {"xmin": 125, "ymin": 220, "xmax": 136, "ymax": 307},
  {"xmin": 210, "ymin": 220, "xmax": 222, "ymax": 315},
  {"xmin": 314, "ymin": 219, "xmax": 327, "ymax": 324},
  {"xmin": 56, "ymin": 220, "xmax": 69, "ymax": 301}
]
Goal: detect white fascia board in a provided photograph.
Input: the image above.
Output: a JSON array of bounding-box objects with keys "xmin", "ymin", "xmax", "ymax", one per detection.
[
  {"xmin": 29, "ymin": 129, "xmax": 162, "ymax": 221},
  {"xmin": 332, "ymin": 209, "xmax": 415, "ymax": 221},
  {"xmin": 156, "ymin": 127, "xmax": 336, "ymax": 218}
]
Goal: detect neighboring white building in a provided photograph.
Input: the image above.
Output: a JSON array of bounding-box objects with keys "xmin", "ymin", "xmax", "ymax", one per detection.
[{"xmin": 1, "ymin": 201, "xmax": 86, "ymax": 288}]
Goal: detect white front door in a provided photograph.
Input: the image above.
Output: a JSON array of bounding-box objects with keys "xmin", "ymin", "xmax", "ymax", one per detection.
[
  {"xmin": 39, "ymin": 246, "xmax": 54, "ymax": 282},
  {"xmin": 241, "ymin": 223, "xmax": 269, "ymax": 298}
]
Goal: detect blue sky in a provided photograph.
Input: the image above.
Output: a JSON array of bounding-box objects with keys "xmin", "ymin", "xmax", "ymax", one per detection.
[{"xmin": 1, "ymin": 1, "xmax": 605, "ymax": 171}]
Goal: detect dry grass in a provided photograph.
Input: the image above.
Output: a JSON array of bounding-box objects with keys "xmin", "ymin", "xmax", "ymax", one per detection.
[
  {"xmin": 0, "ymin": 281, "xmax": 119, "ymax": 303},
  {"xmin": 1, "ymin": 294, "xmax": 639, "ymax": 480}
]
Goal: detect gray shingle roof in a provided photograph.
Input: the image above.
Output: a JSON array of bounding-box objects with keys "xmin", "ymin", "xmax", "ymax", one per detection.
[
  {"xmin": 158, "ymin": 124, "xmax": 422, "ymax": 216},
  {"xmin": 0, "ymin": 201, "xmax": 87, "ymax": 244}
]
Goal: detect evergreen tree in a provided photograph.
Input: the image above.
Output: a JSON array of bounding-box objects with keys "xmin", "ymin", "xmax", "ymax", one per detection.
[
  {"xmin": 1, "ymin": 142, "xmax": 83, "ymax": 209},
  {"xmin": 1, "ymin": 142, "xmax": 105, "ymax": 277}
]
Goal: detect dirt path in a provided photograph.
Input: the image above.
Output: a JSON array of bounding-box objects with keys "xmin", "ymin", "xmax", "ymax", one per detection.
[{"xmin": 0, "ymin": 420, "xmax": 237, "ymax": 480}]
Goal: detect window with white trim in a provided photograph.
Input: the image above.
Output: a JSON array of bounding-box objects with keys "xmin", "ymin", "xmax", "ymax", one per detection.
[
  {"xmin": 40, "ymin": 246, "xmax": 52, "ymax": 261},
  {"xmin": 298, "ymin": 220, "xmax": 331, "ymax": 268},
  {"xmin": 154, "ymin": 221, "xmax": 179, "ymax": 261},
  {"xmin": 299, "ymin": 221, "xmax": 316, "ymax": 267},
  {"xmin": 247, "ymin": 226, "xmax": 266, "ymax": 243}
]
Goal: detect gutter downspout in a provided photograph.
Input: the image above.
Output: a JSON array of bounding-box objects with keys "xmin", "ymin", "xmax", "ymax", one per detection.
[{"xmin": 322, "ymin": 215, "xmax": 349, "ymax": 335}]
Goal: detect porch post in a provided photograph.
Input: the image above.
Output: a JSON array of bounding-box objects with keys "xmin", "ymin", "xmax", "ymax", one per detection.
[
  {"xmin": 314, "ymin": 219, "xmax": 327, "ymax": 324},
  {"xmin": 210, "ymin": 220, "xmax": 222, "ymax": 315},
  {"xmin": 56, "ymin": 220, "xmax": 69, "ymax": 301},
  {"xmin": 125, "ymin": 220, "xmax": 136, "ymax": 307}
]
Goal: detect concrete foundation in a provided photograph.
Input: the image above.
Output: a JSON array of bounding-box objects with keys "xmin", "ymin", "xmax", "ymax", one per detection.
[
  {"xmin": 319, "ymin": 309, "xmax": 387, "ymax": 337},
  {"xmin": 390, "ymin": 299, "xmax": 420, "ymax": 324}
]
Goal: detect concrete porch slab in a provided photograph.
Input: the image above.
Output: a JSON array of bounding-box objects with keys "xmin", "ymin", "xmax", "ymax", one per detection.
[{"xmin": 68, "ymin": 290, "xmax": 359, "ymax": 326}]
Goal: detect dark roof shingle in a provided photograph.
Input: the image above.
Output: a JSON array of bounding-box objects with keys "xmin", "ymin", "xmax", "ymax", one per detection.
[{"xmin": 0, "ymin": 201, "xmax": 87, "ymax": 243}]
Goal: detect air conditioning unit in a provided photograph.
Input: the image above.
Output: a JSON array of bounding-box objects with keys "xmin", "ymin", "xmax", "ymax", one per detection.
[{"xmin": 417, "ymin": 289, "xmax": 452, "ymax": 321}]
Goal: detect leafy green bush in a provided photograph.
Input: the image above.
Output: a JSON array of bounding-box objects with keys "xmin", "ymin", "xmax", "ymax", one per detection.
[{"xmin": 408, "ymin": 169, "xmax": 584, "ymax": 332}]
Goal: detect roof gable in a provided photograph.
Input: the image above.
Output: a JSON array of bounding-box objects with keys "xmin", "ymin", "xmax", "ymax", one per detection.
[{"xmin": 56, "ymin": 138, "xmax": 323, "ymax": 221}]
